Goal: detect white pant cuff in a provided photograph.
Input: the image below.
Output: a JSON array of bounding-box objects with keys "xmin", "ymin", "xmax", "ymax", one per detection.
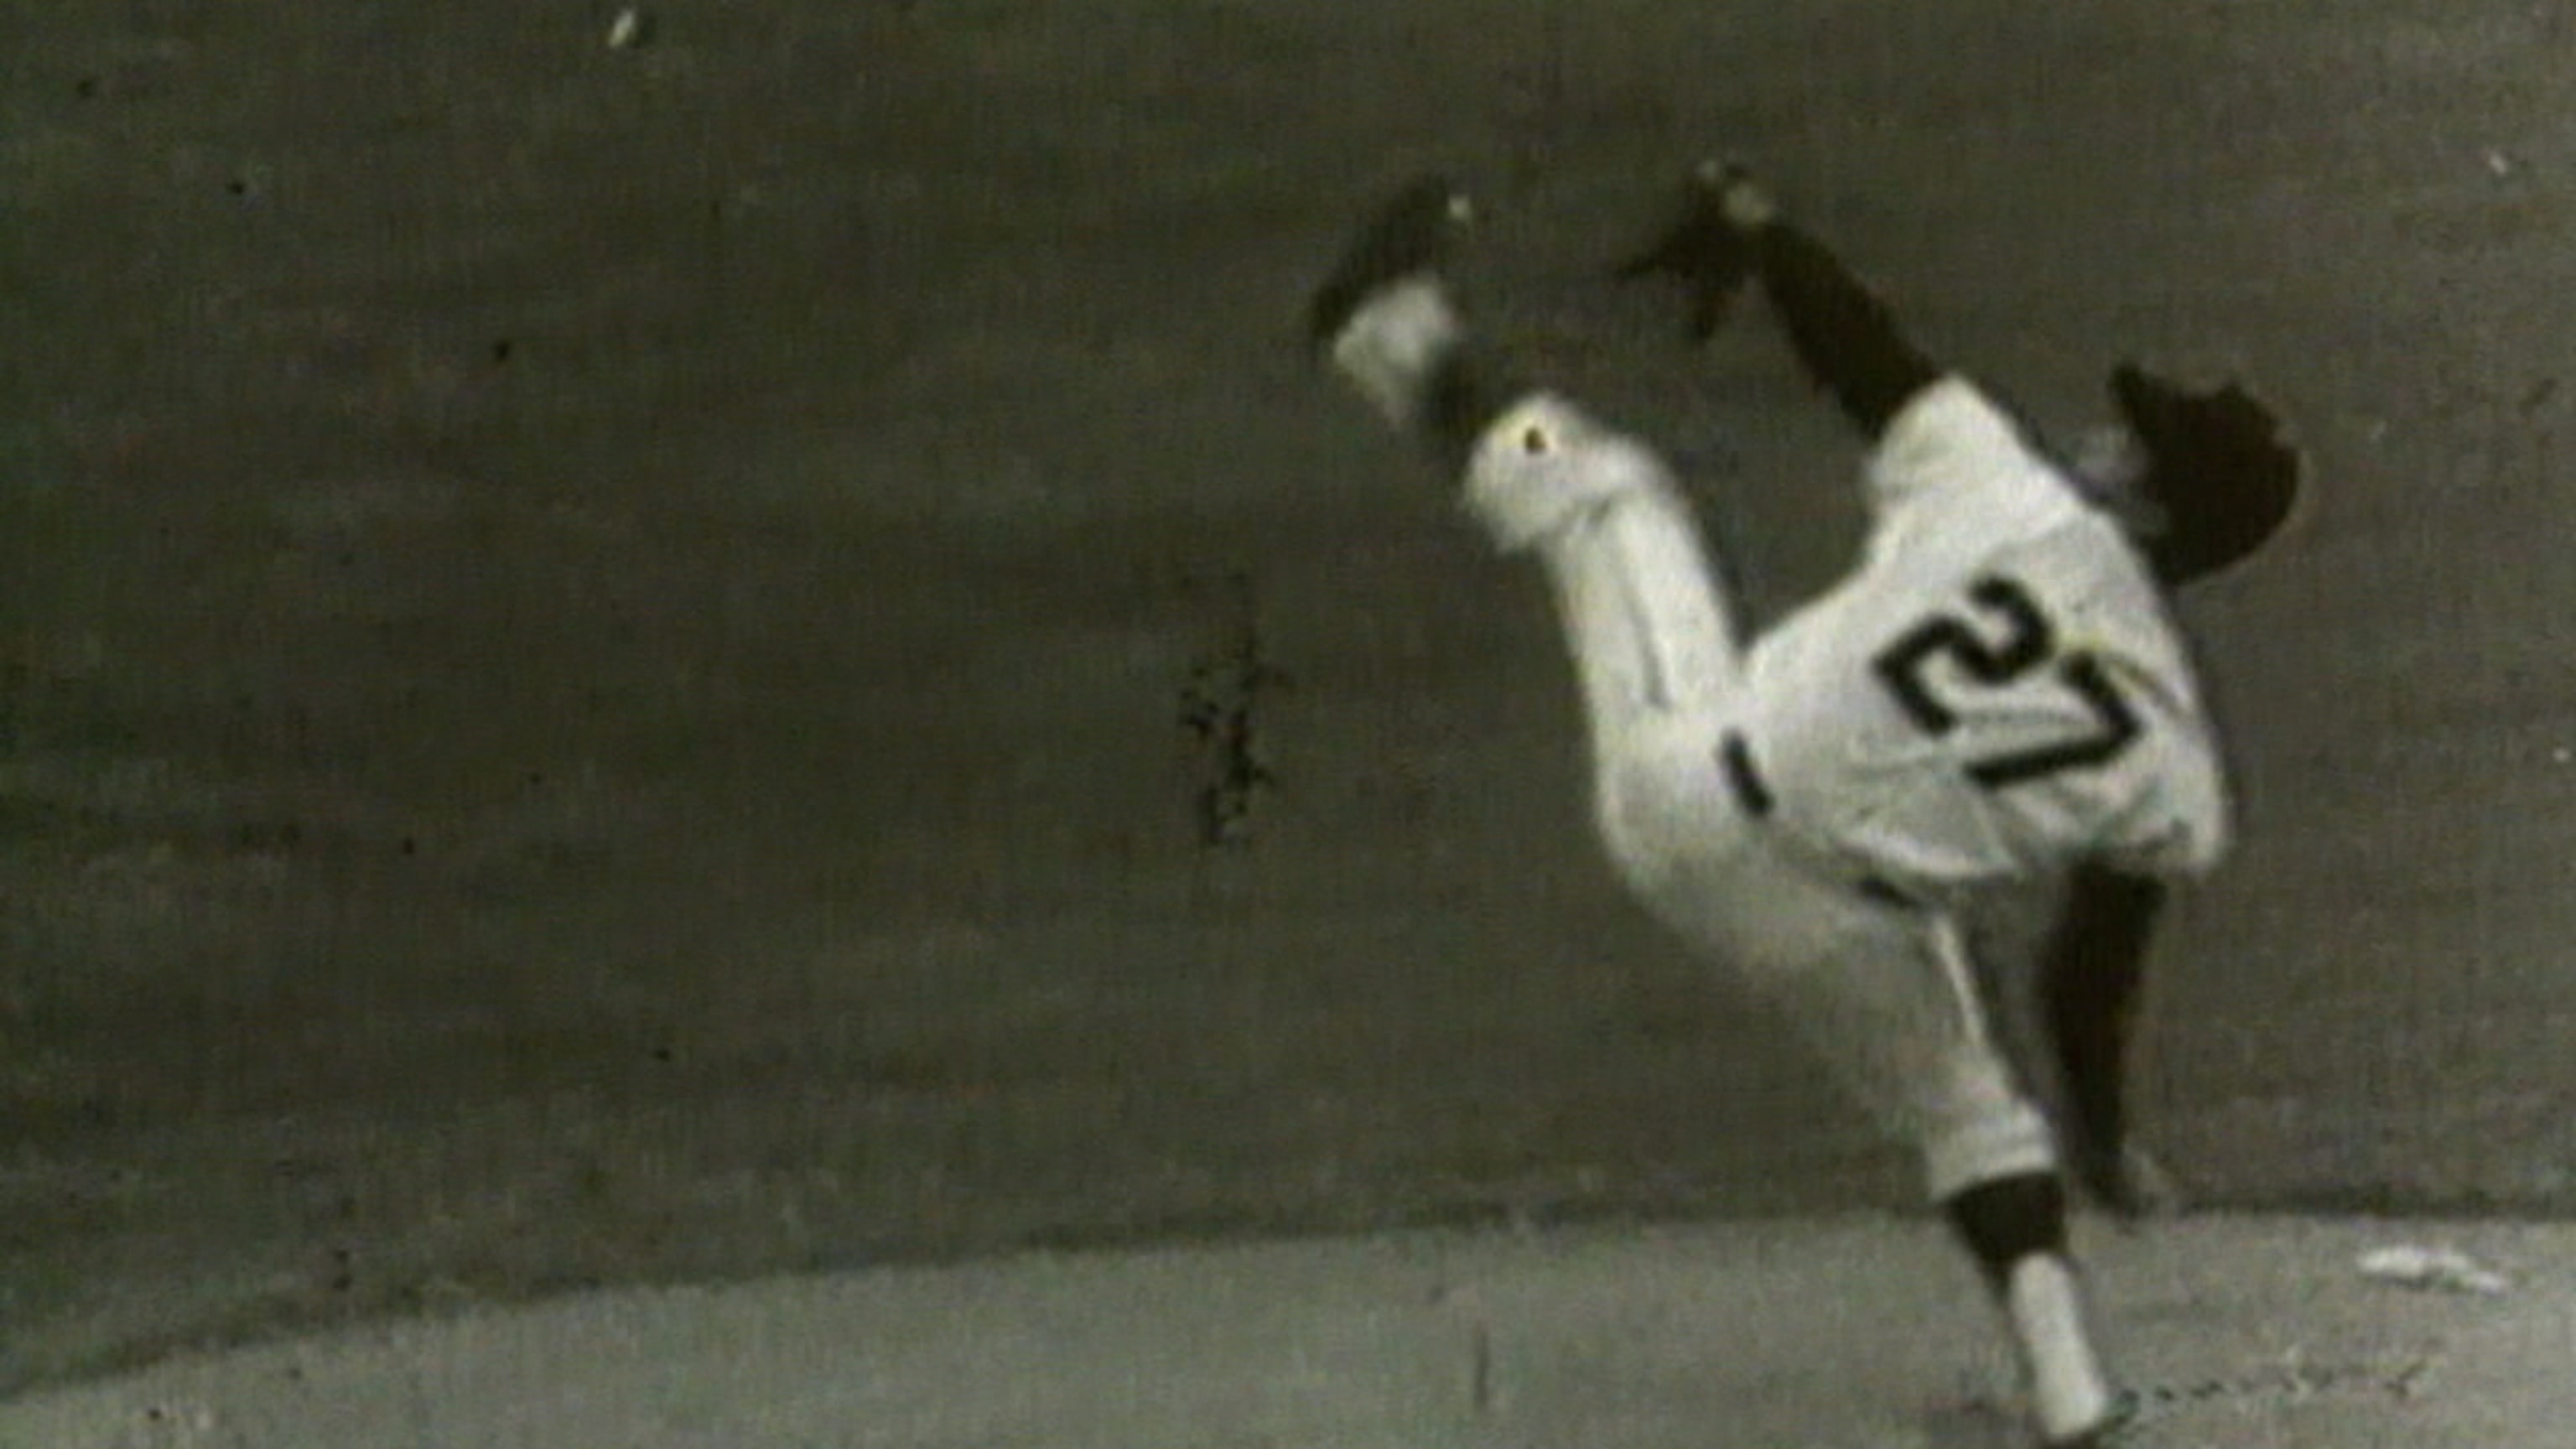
[{"xmin": 1327, "ymin": 278, "xmax": 1463, "ymax": 430}]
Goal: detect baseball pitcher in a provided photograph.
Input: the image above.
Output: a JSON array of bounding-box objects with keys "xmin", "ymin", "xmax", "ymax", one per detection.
[{"xmin": 1306, "ymin": 164, "xmax": 2300, "ymax": 1449}]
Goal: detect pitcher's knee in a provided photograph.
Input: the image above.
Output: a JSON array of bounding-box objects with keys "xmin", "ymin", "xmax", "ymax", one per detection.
[{"xmin": 1919, "ymin": 1094, "xmax": 2059, "ymax": 1205}]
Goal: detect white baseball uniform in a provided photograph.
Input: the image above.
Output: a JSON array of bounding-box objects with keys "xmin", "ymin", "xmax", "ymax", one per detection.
[
  {"xmin": 1458, "ymin": 375, "xmax": 2232, "ymax": 1201},
  {"xmin": 1745, "ymin": 377, "xmax": 2231, "ymax": 896}
]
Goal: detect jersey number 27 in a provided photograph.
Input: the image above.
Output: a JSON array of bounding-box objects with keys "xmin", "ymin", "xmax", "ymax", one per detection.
[{"xmin": 1871, "ymin": 574, "xmax": 2142, "ymax": 789}]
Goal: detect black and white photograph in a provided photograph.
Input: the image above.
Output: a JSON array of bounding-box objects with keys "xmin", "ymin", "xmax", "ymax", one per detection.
[{"xmin": 3, "ymin": 3, "xmax": 2569, "ymax": 1444}]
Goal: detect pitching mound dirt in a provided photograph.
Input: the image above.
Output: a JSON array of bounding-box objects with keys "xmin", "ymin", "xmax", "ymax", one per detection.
[{"xmin": 1, "ymin": 1213, "xmax": 2563, "ymax": 1447}]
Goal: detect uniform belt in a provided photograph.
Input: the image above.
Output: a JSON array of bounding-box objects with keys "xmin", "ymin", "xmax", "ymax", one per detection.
[
  {"xmin": 1716, "ymin": 729, "xmax": 1923, "ymax": 911},
  {"xmin": 1717, "ymin": 730, "xmax": 1775, "ymax": 818}
]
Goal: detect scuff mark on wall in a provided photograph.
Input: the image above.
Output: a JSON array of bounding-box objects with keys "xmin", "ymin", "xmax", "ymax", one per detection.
[{"xmin": 1176, "ymin": 567, "xmax": 1291, "ymax": 848}]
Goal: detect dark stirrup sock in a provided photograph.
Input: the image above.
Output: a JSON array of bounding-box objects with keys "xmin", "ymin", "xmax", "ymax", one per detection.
[{"xmin": 1945, "ymin": 1171, "xmax": 2073, "ymax": 1294}]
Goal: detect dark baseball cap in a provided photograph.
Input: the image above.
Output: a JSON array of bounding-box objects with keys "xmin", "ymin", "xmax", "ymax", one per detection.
[{"xmin": 2110, "ymin": 363, "xmax": 2305, "ymax": 584}]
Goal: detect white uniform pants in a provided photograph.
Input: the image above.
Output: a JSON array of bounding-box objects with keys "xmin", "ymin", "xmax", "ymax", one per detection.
[{"xmin": 1462, "ymin": 392, "xmax": 2060, "ymax": 1202}]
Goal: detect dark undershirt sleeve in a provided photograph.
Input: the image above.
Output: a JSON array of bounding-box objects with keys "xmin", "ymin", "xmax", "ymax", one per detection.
[{"xmin": 1753, "ymin": 221, "xmax": 1945, "ymax": 441}]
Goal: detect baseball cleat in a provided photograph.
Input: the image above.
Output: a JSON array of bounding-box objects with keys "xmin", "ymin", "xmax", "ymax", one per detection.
[
  {"xmin": 1306, "ymin": 174, "xmax": 1476, "ymax": 352},
  {"xmin": 1611, "ymin": 159, "xmax": 1772, "ymax": 340}
]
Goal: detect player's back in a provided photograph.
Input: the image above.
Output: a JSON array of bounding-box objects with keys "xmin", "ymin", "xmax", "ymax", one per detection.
[{"xmin": 1743, "ymin": 475, "xmax": 2229, "ymax": 896}]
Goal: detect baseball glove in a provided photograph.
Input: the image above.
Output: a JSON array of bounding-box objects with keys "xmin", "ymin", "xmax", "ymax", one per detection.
[{"xmin": 1611, "ymin": 164, "xmax": 1768, "ymax": 341}]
